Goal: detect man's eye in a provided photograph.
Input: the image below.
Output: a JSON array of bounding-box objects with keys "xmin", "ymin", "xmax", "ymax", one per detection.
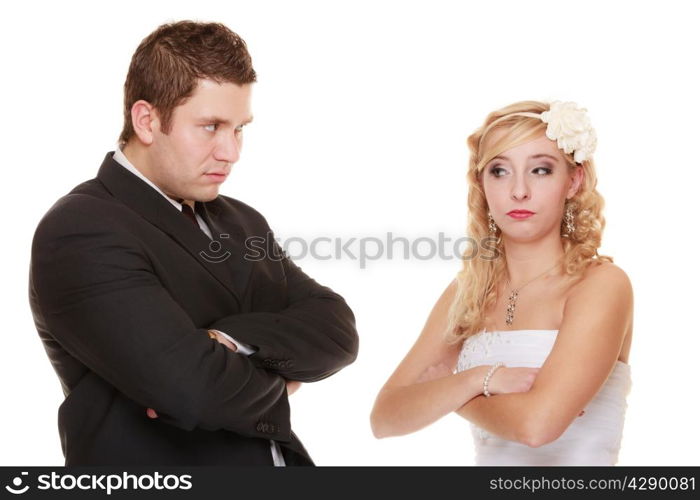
[
  {"xmin": 234, "ymin": 125, "xmax": 244, "ymax": 133},
  {"xmin": 204, "ymin": 124, "xmax": 218, "ymax": 132}
]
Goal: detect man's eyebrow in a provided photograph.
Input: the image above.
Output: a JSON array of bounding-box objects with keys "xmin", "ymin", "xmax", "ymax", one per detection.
[
  {"xmin": 198, "ymin": 116, "xmax": 254, "ymax": 125},
  {"xmin": 491, "ymin": 153, "xmax": 559, "ymax": 162}
]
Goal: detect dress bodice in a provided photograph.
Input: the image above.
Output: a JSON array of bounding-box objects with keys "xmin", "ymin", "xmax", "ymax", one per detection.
[{"xmin": 455, "ymin": 329, "xmax": 631, "ymax": 465}]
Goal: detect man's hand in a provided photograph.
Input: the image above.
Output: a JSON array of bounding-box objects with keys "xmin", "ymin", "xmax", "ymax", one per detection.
[
  {"xmin": 207, "ymin": 329, "xmax": 237, "ymax": 352},
  {"xmin": 286, "ymin": 380, "xmax": 301, "ymax": 396},
  {"xmin": 146, "ymin": 330, "xmax": 237, "ymax": 419}
]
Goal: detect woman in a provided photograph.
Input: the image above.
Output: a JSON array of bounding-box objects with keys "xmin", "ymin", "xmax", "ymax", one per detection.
[{"xmin": 370, "ymin": 100, "xmax": 633, "ymax": 465}]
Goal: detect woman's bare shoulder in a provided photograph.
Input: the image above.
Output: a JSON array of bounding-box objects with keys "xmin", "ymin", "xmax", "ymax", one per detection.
[
  {"xmin": 567, "ymin": 261, "xmax": 633, "ymax": 306},
  {"xmin": 559, "ymin": 263, "xmax": 632, "ymax": 331}
]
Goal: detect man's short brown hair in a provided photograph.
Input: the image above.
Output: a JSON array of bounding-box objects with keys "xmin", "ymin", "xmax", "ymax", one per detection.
[{"xmin": 118, "ymin": 20, "xmax": 256, "ymax": 146}]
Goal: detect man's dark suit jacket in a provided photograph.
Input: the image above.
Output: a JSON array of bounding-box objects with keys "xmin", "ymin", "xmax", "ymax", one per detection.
[{"xmin": 28, "ymin": 152, "xmax": 359, "ymax": 465}]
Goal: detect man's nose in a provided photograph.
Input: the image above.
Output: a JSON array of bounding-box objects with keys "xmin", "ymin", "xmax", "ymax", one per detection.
[{"xmin": 214, "ymin": 133, "xmax": 241, "ymax": 164}]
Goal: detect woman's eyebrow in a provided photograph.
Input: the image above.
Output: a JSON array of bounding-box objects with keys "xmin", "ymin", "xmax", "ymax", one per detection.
[
  {"xmin": 491, "ymin": 153, "xmax": 559, "ymax": 162},
  {"xmin": 528, "ymin": 154, "xmax": 559, "ymax": 161}
]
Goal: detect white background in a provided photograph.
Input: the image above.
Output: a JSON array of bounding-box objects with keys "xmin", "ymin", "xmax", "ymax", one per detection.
[{"xmin": 1, "ymin": 0, "xmax": 698, "ymax": 466}]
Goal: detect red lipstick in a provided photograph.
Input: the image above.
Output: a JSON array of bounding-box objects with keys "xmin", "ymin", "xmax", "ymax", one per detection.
[{"xmin": 507, "ymin": 210, "xmax": 535, "ymax": 220}]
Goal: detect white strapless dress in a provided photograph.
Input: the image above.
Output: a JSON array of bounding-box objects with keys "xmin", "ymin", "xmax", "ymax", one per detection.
[{"xmin": 455, "ymin": 329, "xmax": 631, "ymax": 465}]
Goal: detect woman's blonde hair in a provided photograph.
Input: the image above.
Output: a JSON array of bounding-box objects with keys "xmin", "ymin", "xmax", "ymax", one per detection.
[{"xmin": 445, "ymin": 100, "xmax": 613, "ymax": 344}]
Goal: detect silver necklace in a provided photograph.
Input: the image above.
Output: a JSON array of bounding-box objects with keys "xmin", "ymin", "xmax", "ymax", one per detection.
[{"xmin": 505, "ymin": 257, "xmax": 565, "ymax": 326}]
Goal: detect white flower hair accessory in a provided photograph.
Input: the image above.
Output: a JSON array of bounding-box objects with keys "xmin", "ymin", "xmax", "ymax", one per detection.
[
  {"xmin": 478, "ymin": 100, "xmax": 597, "ymax": 164},
  {"xmin": 540, "ymin": 101, "xmax": 597, "ymax": 163}
]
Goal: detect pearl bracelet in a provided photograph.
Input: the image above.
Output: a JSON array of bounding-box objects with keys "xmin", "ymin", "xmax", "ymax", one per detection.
[{"xmin": 483, "ymin": 362, "xmax": 505, "ymax": 397}]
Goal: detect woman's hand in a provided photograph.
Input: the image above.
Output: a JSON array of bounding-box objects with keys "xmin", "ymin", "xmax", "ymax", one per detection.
[
  {"xmin": 486, "ymin": 366, "xmax": 539, "ymax": 395},
  {"xmin": 476, "ymin": 365, "xmax": 585, "ymax": 416}
]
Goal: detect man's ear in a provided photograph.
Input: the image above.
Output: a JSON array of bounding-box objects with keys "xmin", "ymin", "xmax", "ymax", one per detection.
[
  {"xmin": 130, "ymin": 100, "xmax": 159, "ymax": 145},
  {"xmin": 567, "ymin": 165, "xmax": 584, "ymax": 199}
]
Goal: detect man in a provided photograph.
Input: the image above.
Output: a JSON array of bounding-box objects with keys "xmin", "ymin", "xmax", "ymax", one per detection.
[{"xmin": 28, "ymin": 20, "xmax": 358, "ymax": 466}]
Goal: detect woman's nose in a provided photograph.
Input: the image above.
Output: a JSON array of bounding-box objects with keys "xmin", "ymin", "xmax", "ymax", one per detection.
[{"xmin": 510, "ymin": 176, "xmax": 530, "ymax": 201}]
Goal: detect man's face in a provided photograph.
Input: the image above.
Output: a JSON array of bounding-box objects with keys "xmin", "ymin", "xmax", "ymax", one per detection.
[{"xmin": 148, "ymin": 79, "xmax": 253, "ymax": 202}]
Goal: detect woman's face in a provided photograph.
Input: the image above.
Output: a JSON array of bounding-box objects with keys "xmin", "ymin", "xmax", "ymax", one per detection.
[{"xmin": 481, "ymin": 132, "xmax": 583, "ymax": 243}]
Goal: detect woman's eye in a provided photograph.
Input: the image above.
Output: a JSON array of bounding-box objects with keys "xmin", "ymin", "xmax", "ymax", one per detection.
[
  {"xmin": 204, "ymin": 124, "xmax": 218, "ymax": 132},
  {"xmin": 534, "ymin": 166, "xmax": 552, "ymax": 175},
  {"xmin": 489, "ymin": 166, "xmax": 506, "ymax": 177}
]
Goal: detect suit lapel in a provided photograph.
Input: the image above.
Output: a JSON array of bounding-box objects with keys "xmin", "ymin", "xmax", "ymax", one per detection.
[
  {"xmin": 196, "ymin": 200, "xmax": 253, "ymax": 302},
  {"xmin": 96, "ymin": 152, "xmax": 251, "ymax": 305}
]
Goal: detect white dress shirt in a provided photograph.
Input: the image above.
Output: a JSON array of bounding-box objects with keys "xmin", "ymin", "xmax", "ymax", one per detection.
[{"xmin": 112, "ymin": 147, "xmax": 286, "ymax": 466}]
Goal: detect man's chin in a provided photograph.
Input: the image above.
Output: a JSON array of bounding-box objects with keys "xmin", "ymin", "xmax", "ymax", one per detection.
[{"xmin": 195, "ymin": 189, "xmax": 221, "ymax": 203}]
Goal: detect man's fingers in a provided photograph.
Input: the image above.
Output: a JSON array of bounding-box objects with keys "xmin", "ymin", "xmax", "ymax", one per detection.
[
  {"xmin": 286, "ymin": 380, "xmax": 302, "ymax": 396},
  {"xmin": 218, "ymin": 337, "xmax": 237, "ymax": 352},
  {"xmin": 208, "ymin": 330, "xmax": 237, "ymax": 352}
]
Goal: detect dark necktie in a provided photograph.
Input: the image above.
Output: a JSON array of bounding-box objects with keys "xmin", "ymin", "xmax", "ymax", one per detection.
[{"xmin": 181, "ymin": 203, "xmax": 199, "ymax": 227}]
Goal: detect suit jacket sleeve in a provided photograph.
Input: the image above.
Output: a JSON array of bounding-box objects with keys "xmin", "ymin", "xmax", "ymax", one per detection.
[
  {"xmin": 209, "ymin": 237, "xmax": 359, "ymax": 382},
  {"xmin": 30, "ymin": 198, "xmax": 292, "ymax": 441}
]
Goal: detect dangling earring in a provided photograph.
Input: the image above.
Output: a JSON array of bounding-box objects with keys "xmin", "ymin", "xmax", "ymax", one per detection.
[
  {"xmin": 488, "ymin": 212, "xmax": 501, "ymax": 244},
  {"xmin": 562, "ymin": 201, "xmax": 575, "ymax": 238},
  {"xmin": 488, "ymin": 212, "xmax": 497, "ymax": 234}
]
